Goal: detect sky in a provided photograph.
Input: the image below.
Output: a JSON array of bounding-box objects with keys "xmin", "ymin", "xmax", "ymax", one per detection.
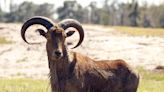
[{"xmin": 0, "ymin": 0, "xmax": 164, "ymax": 12}]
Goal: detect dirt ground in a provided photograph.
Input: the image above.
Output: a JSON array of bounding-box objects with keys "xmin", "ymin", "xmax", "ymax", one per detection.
[{"xmin": 0, "ymin": 23, "xmax": 164, "ymax": 78}]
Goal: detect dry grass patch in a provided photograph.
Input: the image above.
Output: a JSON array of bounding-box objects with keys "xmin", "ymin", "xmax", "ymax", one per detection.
[
  {"xmin": 0, "ymin": 37, "xmax": 12, "ymax": 44},
  {"xmin": 112, "ymin": 26, "xmax": 164, "ymax": 37}
]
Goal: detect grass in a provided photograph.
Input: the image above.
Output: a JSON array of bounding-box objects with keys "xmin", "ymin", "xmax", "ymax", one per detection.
[
  {"xmin": 0, "ymin": 68, "xmax": 164, "ymax": 92},
  {"xmin": 112, "ymin": 26, "xmax": 164, "ymax": 37},
  {"xmin": 137, "ymin": 67, "xmax": 164, "ymax": 92},
  {"xmin": 0, "ymin": 37, "xmax": 12, "ymax": 44},
  {"xmin": 0, "ymin": 78, "xmax": 51, "ymax": 92}
]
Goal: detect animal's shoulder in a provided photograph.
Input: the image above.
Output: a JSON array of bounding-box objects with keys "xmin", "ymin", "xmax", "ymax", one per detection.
[
  {"xmin": 72, "ymin": 52, "xmax": 94, "ymax": 63},
  {"xmin": 70, "ymin": 52, "xmax": 96, "ymax": 71}
]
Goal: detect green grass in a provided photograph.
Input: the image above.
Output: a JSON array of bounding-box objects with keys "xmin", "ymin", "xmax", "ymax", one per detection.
[
  {"xmin": 112, "ymin": 26, "xmax": 164, "ymax": 37},
  {"xmin": 137, "ymin": 67, "xmax": 164, "ymax": 92},
  {"xmin": 0, "ymin": 37, "xmax": 12, "ymax": 44},
  {"xmin": 0, "ymin": 68, "xmax": 164, "ymax": 92},
  {"xmin": 0, "ymin": 78, "xmax": 51, "ymax": 92}
]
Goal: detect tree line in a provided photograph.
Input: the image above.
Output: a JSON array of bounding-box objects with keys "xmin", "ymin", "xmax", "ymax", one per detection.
[{"xmin": 0, "ymin": 0, "xmax": 164, "ymax": 28}]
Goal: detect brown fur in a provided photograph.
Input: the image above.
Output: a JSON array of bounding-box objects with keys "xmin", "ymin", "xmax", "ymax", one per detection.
[{"xmin": 48, "ymin": 50, "xmax": 139, "ymax": 92}]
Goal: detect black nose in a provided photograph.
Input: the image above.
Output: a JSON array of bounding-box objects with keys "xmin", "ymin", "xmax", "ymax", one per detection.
[{"xmin": 54, "ymin": 51, "xmax": 61, "ymax": 57}]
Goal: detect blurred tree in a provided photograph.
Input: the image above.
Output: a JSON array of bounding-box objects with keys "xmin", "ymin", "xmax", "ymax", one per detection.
[
  {"xmin": 160, "ymin": 17, "xmax": 164, "ymax": 28},
  {"xmin": 88, "ymin": 1, "xmax": 100, "ymax": 24},
  {"xmin": 82, "ymin": 7, "xmax": 90, "ymax": 23},
  {"xmin": 0, "ymin": 8, "xmax": 3, "ymax": 21},
  {"xmin": 57, "ymin": 0, "xmax": 84, "ymax": 22},
  {"xmin": 99, "ymin": 0, "xmax": 110, "ymax": 25},
  {"xmin": 138, "ymin": 3, "xmax": 152, "ymax": 27},
  {"xmin": 1, "ymin": 1, "xmax": 55, "ymax": 22},
  {"xmin": 12, "ymin": 1, "xmax": 37, "ymax": 22},
  {"xmin": 0, "ymin": 7, "xmax": 6, "ymax": 22},
  {"xmin": 128, "ymin": 0, "xmax": 140, "ymax": 26},
  {"xmin": 118, "ymin": 3, "xmax": 131, "ymax": 26},
  {"xmin": 142, "ymin": 15, "xmax": 151, "ymax": 27},
  {"xmin": 35, "ymin": 3, "xmax": 55, "ymax": 18},
  {"xmin": 148, "ymin": 4, "xmax": 164, "ymax": 28}
]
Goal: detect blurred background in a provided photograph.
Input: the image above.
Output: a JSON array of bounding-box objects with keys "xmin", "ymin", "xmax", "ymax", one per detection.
[
  {"xmin": 0, "ymin": 0, "xmax": 164, "ymax": 27},
  {"xmin": 0, "ymin": 0, "xmax": 164, "ymax": 92}
]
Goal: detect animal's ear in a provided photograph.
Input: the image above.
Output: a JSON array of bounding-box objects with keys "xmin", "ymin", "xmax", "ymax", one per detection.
[
  {"xmin": 66, "ymin": 30, "xmax": 75, "ymax": 37},
  {"xmin": 36, "ymin": 29, "xmax": 47, "ymax": 38}
]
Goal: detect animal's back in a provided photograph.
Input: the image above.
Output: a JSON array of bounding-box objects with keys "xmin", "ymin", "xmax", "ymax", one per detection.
[
  {"xmin": 73, "ymin": 52, "xmax": 139, "ymax": 92},
  {"xmin": 94, "ymin": 59, "xmax": 139, "ymax": 92}
]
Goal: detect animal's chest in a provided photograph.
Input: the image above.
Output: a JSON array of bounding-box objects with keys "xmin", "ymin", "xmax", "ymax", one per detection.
[{"xmin": 59, "ymin": 78, "xmax": 83, "ymax": 92}]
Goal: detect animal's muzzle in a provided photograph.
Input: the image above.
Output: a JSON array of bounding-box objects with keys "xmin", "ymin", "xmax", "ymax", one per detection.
[
  {"xmin": 52, "ymin": 50, "xmax": 62, "ymax": 59},
  {"xmin": 54, "ymin": 51, "xmax": 61, "ymax": 57}
]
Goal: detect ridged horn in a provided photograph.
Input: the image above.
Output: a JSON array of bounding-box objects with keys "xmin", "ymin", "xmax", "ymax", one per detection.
[
  {"xmin": 58, "ymin": 19, "xmax": 84, "ymax": 48},
  {"xmin": 21, "ymin": 16, "xmax": 54, "ymax": 44}
]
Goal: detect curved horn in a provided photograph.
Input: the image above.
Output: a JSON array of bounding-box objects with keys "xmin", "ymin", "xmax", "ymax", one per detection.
[
  {"xmin": 58, "ymin": 19, "xmax": 84, "ymax": 48},
  {"xmin": 21, "ymin": 16, "xmax": 54, "ymax": 44}
]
